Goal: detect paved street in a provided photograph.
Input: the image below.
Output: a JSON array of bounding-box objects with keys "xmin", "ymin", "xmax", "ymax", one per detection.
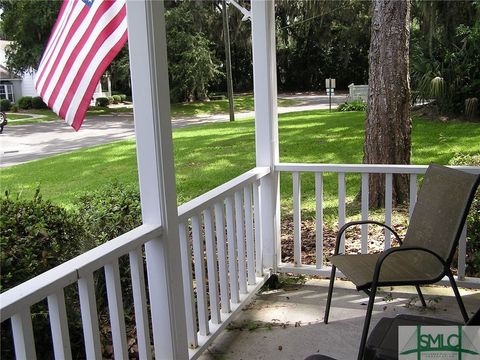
[{"xmin": 0, "ymin": 93, "xmax": 347, "ymax": 167}]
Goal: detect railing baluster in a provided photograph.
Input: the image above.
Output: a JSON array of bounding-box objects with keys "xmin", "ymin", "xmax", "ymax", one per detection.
[
  {"xmin": 178, "ymin": 222, "xmax": 198, "ymax": 348},
  {"xmin": 214, "ymin": 202, "xmax": 231, "ymax": 313},
  {"xmin": 293, "ymin": 172, "xmax": 302, "ymax": 266},
  {"xmin": 11, "ymin": 308, "xmax": 37, "ymax": 360},
  {"xmin": 338, "ymin": 173, "xmax": 346, "ymax": 252},
  {"xmin": 384, "ymin": 173, "xmax": 393, "ymax": 249},
  {"xmin": 361, "ymin": 173, "xmax": 369, "ymax": 253},
  {"xmin": 48, "ymin": 290, "xmax": 72, "ymax": 360},
  {"xmin": 315, "ymin": 172, "xmax": 324, "ymax": 269},
  {"xmin": 191, "ymin": 215, "xmax": 209, "ymax": 336},
  {"xmin": 129, "ymin": 247, "xmax": 153, "ymax": 359},
  {"xmin": 226, "ymin": 196, "xmax": 240, "ymax": 303},
  {"xmin": 409, "ymin": 174, "xmax": 418, "ymax": 218},
  {"xmin": 105, "ymin": 260, "xmax": 128, "ymax": 359},
  {"xmin": 78, "ymin": 273, "xmax": 102, "ymax": 359},
  {"xmin": 244, "ymin": 185, "xmax": 256, "ymax": 285},
  {"xmin": 204, "ymin": 208, "xmax": 221, "ymax": 324},
  {"xmin": 253, "ymin": 182, "xmax": 263, "ymax": 276},
  {"xmin": 458, "ymin": 223, "xmax": 467, "ymax": 281},
  {"xmin": 235, "ymin": 191, "xmax": 247, "ymax": 293}
]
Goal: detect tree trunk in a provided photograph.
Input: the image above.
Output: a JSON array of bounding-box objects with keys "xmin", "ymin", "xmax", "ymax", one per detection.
[{"xmin": 363, "ymin": 0, "xmax": 412, "ymax": 208}]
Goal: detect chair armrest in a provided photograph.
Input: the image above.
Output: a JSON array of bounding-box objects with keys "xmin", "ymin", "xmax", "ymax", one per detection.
[
  {"xmin": 371, "ymin": 246, "xmax": 447, "ymax": 286},
  {"xmin": 334, "ymin": 220, "xmax": 403, "ymax": 255}
]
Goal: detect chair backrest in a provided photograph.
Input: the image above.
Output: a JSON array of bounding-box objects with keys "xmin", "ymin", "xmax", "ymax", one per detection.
[{"xmin": 404, "ymin": 164, "xmax": 480, "ymax": 266}]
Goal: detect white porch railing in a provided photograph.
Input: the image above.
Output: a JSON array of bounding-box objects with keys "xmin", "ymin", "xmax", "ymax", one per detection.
[
  {"xmin": 1, "ymin": 164, "xmax": 479, "ymax": 359},
  {"xmin": 0, "ymin": 167, "xmax": 270, "ymax": 360},
  {"xmin": 177, "ymin": 166, "xmax": 270, "ymax": 359},
  {"xmin": 275, "ymin": 163, "xmax": 480, "ymax": 289},
  {"xmin": 0, "ymin": 224, "xmax": 160, "ymax": 360}
]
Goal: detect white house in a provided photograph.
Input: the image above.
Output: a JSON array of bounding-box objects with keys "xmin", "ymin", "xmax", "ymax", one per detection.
[
  {"xmin": 0, "ymin": 40, "xmax": 39, "ymax": 103},
  {"xmin": 1, "ymin": 40, "xmax": 109, "ymax": 105}
]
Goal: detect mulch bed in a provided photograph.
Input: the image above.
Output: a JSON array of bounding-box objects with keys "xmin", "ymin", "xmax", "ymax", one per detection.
[{"xmin": 280, "ymin": 217, "xmax": 408, "ymax": 266}]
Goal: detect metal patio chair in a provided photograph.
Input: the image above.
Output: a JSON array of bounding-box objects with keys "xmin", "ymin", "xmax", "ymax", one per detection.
[{"xmin": 323, "ymin": 164, "xmax": 480, "ymax": 360}]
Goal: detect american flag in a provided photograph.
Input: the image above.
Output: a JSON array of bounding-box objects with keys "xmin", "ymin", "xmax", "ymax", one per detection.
[{"xmin": 34, "ymin": 0, "xmax": 127, "ymax": 131}]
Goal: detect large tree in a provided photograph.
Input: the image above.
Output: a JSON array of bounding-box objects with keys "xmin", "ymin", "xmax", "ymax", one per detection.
[
  {"xmin": 0, "ymin": 0, "xmax": 61, "ymax": 74},
  {"xmin": 363, "ymin": 0, "xmax": 412, "ymax": 207}
]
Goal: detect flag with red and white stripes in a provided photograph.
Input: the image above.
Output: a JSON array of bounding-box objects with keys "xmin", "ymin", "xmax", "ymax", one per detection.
[{"xmin": 34, "ymin": 0, "xmax": 127, "ymax": 131}]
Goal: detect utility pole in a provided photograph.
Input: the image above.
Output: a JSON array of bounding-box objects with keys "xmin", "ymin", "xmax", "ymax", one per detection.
[{"xmin": 222, "ymin": 0, "xmax": 235, "ymax": 122}]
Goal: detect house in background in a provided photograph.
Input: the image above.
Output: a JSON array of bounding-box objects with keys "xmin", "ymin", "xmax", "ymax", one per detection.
[
  {"xmin": 1, "ymin": 40, "xmax": 109, "ymax": 106},
  {"xmin": 91, "ymin": 74, "xmax": 112, "ymax": 105},
  {"xmin": 0, "ymin": 40, "xmax": 39, "ymax": 103}
]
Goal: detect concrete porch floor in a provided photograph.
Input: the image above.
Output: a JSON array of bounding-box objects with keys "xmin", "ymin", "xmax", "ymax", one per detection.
[{"xmin": 198, "ymin": 278, "xmax": 479, "ymax": 360}]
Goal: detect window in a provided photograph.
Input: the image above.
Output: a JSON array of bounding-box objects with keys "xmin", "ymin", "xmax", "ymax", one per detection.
[{"xmin": 0, "ymin": 82, "xmax": 15, "ymax": 103}]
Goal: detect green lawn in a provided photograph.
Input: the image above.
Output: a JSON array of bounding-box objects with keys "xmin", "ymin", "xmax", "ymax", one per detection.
[
  {"xmin": 7, "ymin": 94, "xmax": 298, "ymax": 125},
  {"xmin": 1, "ymin": 110, "xmax": 479, "ymax": 215},
  {"xmin": 170, "ymin": 94, "xmax": 297, "ymax": 117}
]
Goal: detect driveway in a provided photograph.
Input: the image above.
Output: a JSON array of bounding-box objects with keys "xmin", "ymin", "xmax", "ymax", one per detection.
[{"xmin": 0, "ymin": 93, "xmax": 347, "ymax": 167}]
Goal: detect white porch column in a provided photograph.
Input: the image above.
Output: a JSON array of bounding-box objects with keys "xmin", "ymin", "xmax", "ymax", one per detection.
[
  {"xmin": 126, "ymin": 1, "xmax": 188, "ymax": 359},
  {"xmin": 251, "ymin": 0, "xmax": 280, "ymax": 270}
]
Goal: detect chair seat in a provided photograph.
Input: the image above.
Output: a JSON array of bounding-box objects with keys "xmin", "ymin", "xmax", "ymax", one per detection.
[{"xmin": 329, "ymin": 251, "xmax": 444, "ymax": 290}]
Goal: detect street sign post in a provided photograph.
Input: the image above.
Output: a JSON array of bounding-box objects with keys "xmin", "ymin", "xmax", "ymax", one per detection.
[{"xmin": 325, "ymin": 78, "xmax": 336, "ymax": 112}]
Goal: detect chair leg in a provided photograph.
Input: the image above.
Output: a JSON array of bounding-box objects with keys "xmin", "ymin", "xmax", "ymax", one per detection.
[
  {"xmin": 447, "ymin": 270, "xmax": 469, "ymax": 323},
  {"xmin": 415, "ymin": 285, "xmax": 427, "ymax": 307},
  {"xmin": 324, "ymin": 265, "xmax": 336, "ymax": 324},
  {"xmin": 357, "ymin": 285, "xmax": 377, "ymax": 360}
]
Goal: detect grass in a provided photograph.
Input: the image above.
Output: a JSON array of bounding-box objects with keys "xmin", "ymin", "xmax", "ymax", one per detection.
[
  {"xmin": 5, "ymin": 114, "xmax": 32, "ymax": 120},
  {"xmin": 170, "ymin": 94, "xmax": 297, "ymax": 117},
  {"xmin": 1, "ymin": 110, "xmax": 479, "ymax": 213},
  {"xmin": 7, "ymin": 109, "xmax": 60, "ymax": 125},
  {"xmin": 6, "ymin": 94, "xmax": 298, "ymax": 125}
]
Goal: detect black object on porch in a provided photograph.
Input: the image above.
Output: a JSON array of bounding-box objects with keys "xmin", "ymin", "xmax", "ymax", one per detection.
[
  {"xmin": 305, "ymin": 307, "xmax": 480, "ymax": 360},
  {"xmin": 323, "ymin": 164, "xmax": 480, "ymax": 360}
]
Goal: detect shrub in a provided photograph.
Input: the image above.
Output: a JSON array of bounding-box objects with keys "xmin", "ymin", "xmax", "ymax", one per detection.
[
  {"xmin": 449, "ymin": 153, "xmax": 480, "ymax": 277},
  {"xmin": 17, "ymin": 96, "xmax": 32, "ymax": 110},
  {"xmin": 337, "ymin": 100, "xmax": 367, "ymax": 112},
  {"xmin": 31, "ymin": 96, "xmax": 47, "ymax": 109},
  {"xmin": 112, "ymin": 94, "xmax": 122, "ymax": 104},
  {"xmin": 0, "ymin": 99, "xmax": 11, "ymax": 111},
  {"xmin": 107, "ymin": 96, "xmax": 114, "ymax": 104},
  {"xmin": 77, "ymin": 181, "xmax": 141, "ymax": 249},
  {"xmin": 119, "ymin": 94, "xmax": 127, "ymax": 102},
  {"xmin": 0, "ymin": 191, "xmax": 85, "ymax": 359},
  {"xmin": 95, "ymin": 96, "xmax": 109, "ymax": 107},
  {"xmin": 76, "ymin": 182, "xmax": 142, "ymax": 356},
  {"xmin": 0, "ymin": 191, "xmax": 83, "ymax": 291},
  {"xmin": 10, "ymin": 104, "xmax": 18, "ymax": 113}
]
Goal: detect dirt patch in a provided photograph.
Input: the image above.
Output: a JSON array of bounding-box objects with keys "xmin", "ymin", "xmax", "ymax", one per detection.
[{"xmin": 280, "ymin": 217, "xmax": 408, "ymax": 266}]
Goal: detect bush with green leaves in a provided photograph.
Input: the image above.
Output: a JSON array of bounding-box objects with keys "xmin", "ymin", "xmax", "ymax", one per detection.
[
  {"xmin": 449, "ymin": 153, "xmax": 480, "ymax": 277},
  {"xmin": 95, "ymin": 96, "xmax": 109, "ymax": 107},
  {"xmin": 112, "ymin": 94, "xmax": 122, "ymax": 104},
  {"xmin": 0, "ymin": 191, "xmax": 85, "ymax": 359},
  {"xmin": 107, "ymin": 96, "xmax": 114, "ymax": 104},
  {"xmin": 17, "ymin": 96, "xmax": 32, "ymax": 110},
  {"xmin": 31, "ymin": 96, "xmax": 47, "ymax": 109},
  {"xmin": 337, "ymin": 100, "xmax": 367, "ymax": 112},
  {"xmin": 119, "ymin": 94, "xmax": 127, "ymax": 102},
  {"xmin": 0, "ymin": 191, "xmax": 84, "ymax": 291},
  {"xmin": 10, "ymin": 104, "xmax": 18, "ymax": 113},
  {"xmin": 0, "ymin": 99, "xmax": 11, "ymax": 111},
  {"xmin": 77, "ymin": 181, "xmax": 141, "ymax": 249}
]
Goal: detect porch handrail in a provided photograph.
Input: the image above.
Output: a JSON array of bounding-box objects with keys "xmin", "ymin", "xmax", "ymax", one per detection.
[
  {"xmin": 275, "ymin": 162, "xmax": 480, "ymax": 288},
  {"xmin": 178, "ymin": 166, "xmax": 271, "ymax": 221},
  {"xmin": 0, "ymin": 223, "xmax": 162, "ymax": 321},
  {"xmin": 275, "ymin": 163, "xmax": 480, "ymax": 174}
]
